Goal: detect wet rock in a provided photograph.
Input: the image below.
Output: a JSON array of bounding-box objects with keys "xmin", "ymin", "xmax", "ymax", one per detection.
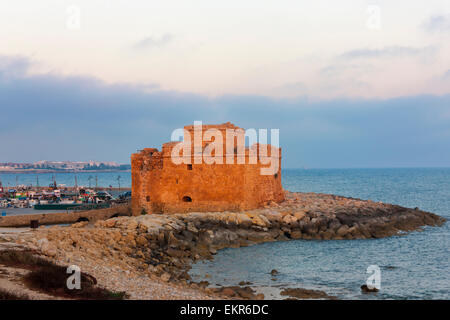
[
  {"xmin": 234, "ymin": 286, "xmax": 256, "ymax": 299},
  {"xmin": 361, "ymin": 284, "xmax": 379, "ymax": 293},
  {"xmin": 381, "ymin": 265, "xmax": 397, "ymax": 270},
  {"xmin": 255, "ymin": 293, "xmax": 265, "ymax": 300},
  {"xmin": 215, "ymin": 286, "xmax": 258, "ymax": 299},
  {"xmin": 270, "ymin": 269, "xmax": 279, "ymax": 276},
  {"xmin": 221, "ymin": 287, "xmax": 236, "ymax": 297},
  {"xmin": 320, "ymin": 230, "xmax": 334, "ymax": 240},
  {"xmin": 280, "ymin": 287, "xmax": 336, "ymax": 299}
]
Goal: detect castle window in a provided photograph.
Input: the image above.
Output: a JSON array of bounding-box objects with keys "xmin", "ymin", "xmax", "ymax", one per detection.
[
  {"xmin": 146, "ymin": 196, "xmax": 151, "ymax": 202},
  {"xmin": 274, "ymin": 173, "xmax": 278, "ymax": 179},
  {"xmin": 182, "ymin": 196, "xmax": 192, "ymax": 202},
  {"xmin": 187, "ymin": 164, "xmax": 193, "ymax": 170}
]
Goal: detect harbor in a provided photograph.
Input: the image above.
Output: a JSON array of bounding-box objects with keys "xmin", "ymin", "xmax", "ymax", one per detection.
[{"xmin": 0, "ymin": 176, "xmax": 131, "ymax": 217}]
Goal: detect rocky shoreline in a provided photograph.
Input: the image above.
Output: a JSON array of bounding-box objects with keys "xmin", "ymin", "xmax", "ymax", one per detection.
[{"xmin": 0, "ymin": 191, "xmax": 446, "ymax": 300}]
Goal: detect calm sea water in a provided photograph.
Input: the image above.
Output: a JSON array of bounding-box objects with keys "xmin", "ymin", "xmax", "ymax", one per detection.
[
  {"xmin": 189, "ymin": 168, "xmax": 450, "ymax": 300},
  {"xmin": 2, "ymin": 168, "xmax": 449, "ymax": 299},
  {"xmin": 0, "ymin": 171, "xmax": 132, "ymax": 189}
]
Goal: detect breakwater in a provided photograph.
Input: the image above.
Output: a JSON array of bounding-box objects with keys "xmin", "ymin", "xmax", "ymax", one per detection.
[
  {"xmin": 0, "ymin": 205, "xmax": 131, "ymax": 227},
  {"xmin": 7, "ymin": 191, "xmax": 445, "ymax": 299}
]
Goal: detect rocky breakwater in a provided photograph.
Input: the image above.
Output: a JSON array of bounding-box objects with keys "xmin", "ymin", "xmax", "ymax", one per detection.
[{"xmin": 12, "ymin": 191, "xmax": 446, "ymax": 299}]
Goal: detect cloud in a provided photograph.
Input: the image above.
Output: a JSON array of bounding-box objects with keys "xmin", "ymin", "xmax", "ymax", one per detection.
[
  {"xmin": 0, "ymin": 54, "xmax": 32, "ymax": 77},
  {"xmin": 340, "ymin": 46, "xmax": 436, "ymax": 59},
  {"xmin": 320, "ymin": 64, "xmax": 375, "ymax": 77},
  {"xmin": 277, "ymin": 81, "xmax": 307, "ymax": 91},
  {"xmin": 422, "ymin": 14, "xmax": 450, "ymax": 33},
  {"xmin": 443, "ymin": 69, "xmax": 450, "ymax": 79},
  {"xmin": 132, "ymin": 34, "xmax": 175, "ymax": 50},
  {"xmin": 1, "ymin": 54, "xmax": 450, "ymax": 168},
  {"xmin": 272, "ymin": 81, "xmax": 308, "ymax": 96}
]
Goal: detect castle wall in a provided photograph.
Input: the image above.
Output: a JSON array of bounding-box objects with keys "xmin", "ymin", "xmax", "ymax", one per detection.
[{"xmin": 131, "ymin": 123, "xmax": 284, "ymax": 215}]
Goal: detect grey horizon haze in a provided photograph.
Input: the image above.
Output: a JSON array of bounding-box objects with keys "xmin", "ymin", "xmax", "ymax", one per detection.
[{"xmin": 1, "ymin": 55, "xmax": 450, "ymax": 169}]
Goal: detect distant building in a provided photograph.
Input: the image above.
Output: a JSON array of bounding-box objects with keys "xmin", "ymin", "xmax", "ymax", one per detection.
[{"xmin": 0, "ymin": 161, "xmax": 130, "ymax": 172}]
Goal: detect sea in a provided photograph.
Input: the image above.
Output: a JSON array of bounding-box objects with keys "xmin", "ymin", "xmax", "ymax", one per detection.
[
  {"xmin": 1, "ymin": 168, "xmax": 449, "ymax": 299},
  {"xmin": 189, "ymin": 168, "xmax": 450, "ymax": 300}
]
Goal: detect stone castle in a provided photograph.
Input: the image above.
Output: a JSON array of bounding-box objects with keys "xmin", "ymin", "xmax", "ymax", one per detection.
[{"xmin": 131, "ymin": 123, "xmax": 284, "ymax": 215}]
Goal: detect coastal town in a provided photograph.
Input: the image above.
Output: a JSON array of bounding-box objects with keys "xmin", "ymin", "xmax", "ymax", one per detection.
[{"xmin": 0, "ymin": 161, "xmax": 131, "ymax": 173}]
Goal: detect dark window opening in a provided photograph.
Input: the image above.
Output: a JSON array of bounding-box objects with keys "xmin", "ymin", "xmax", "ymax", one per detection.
[
  {"xmin": 176, "ymin": 179, "xmax": 178, "ymax": 184},
  {"xmin": 274, "ymin": 173, "xmax": 278, "ymax": 179},
  {"xmin": 182, "ymin": 196, "xmax": 192, "ymax": 202},
  {"xmin": 187, "ymin": 164, "xmax": 193, "ymax": 170},
  {"xmin": 146, "ymin": 196, "xmax": 151, "ymax": 202}
]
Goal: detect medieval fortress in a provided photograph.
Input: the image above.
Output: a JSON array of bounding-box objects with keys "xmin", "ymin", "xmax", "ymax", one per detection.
[{"xmin": 131, "ymin": 122, "xmax": 285, "ymax": 215}]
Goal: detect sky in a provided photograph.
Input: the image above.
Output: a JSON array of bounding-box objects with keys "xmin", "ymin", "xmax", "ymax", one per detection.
[{"xmin": 0, "ymin": 0, "xmax": 449, "ymax": 168}]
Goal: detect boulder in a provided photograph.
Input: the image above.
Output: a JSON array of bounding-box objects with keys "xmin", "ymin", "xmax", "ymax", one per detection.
[
  {"xmin": 42, "ymin": 244, "xmax": 57, "ymax": 257},
  {"xmin": 135, "ymin": 235, "xmax": 148, "ymax": 246},
  {"xmin": 105, "ymin": 219, "xmax": 117, "ymax": 228},
  {"xmin": 160, "ymin": 272, "xmax": 171, "ymax": 282},
  {"xmin": 293, "ymin": 211, "xmax": 306, "ymax": 220},
  {"xmin": 221, "ymin": 287, "xmax": 236, "ymax": 297},
  {"xmin": 336, "ymin": 225, "xmax": 349, "ymax": 237},
  {"xmin": 235, "ymin": 213, "xmax": 252, "ymax": 226},
  {"xmin": 251, "ymin": 216, "xmax": 267, "ymax": 228},
  {"xmin": 282, "ymin": 214, "xmax": 295, "ymax": 225},
  {"xmin": 361, "ymin": 284, "xmax": 379, "ymax": 293},
  {"xmin": 72, "ymin": 221, "xmax": 88, "ymax": 228},
  {"xmin": 290, "ymin": 230, "xmax": 302, "ymax": 239},
  {"xmin": 280, "ymin": 287, "xmax": 335, "ymax": 299},
  {"xmin": 320, "ymin": 230, "xmax": 334, "ymax": 240}
]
